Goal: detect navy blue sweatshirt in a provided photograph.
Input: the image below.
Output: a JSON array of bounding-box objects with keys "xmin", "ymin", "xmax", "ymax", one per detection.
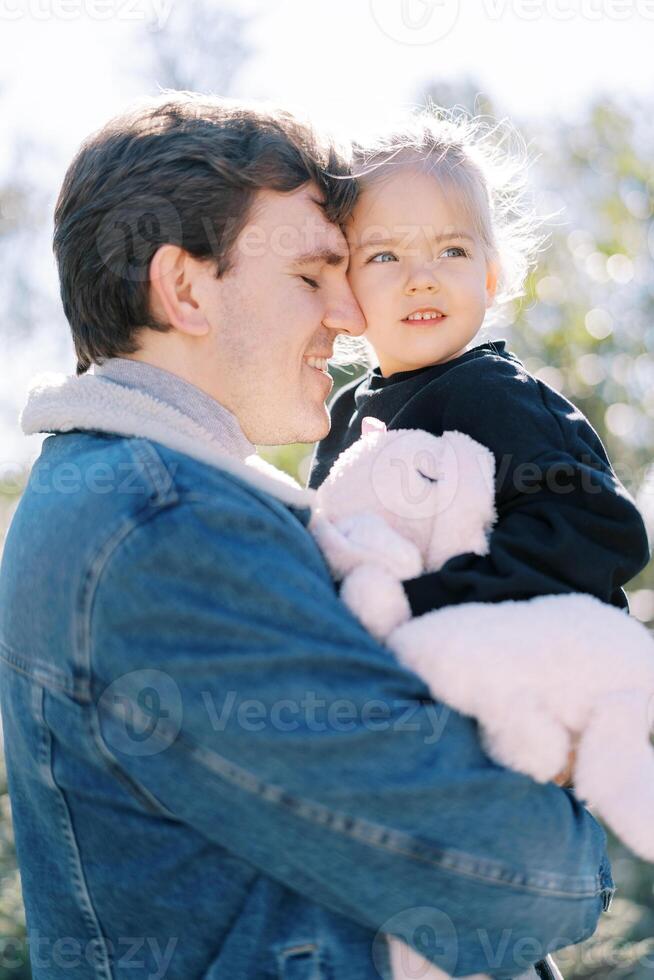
[{"xmin": 309, "ymin": 340, "xmax": 650, "ymax": 616}]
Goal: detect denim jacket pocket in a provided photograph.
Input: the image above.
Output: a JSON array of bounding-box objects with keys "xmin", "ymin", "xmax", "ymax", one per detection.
[{"xmin": 276, "ymin": 941, "xmax": 329, "ymax": 980}]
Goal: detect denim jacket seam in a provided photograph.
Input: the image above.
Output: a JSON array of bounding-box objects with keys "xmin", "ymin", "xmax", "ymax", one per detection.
[
  {"xmin": 86, "ymin": 695, "xmax": 180, "ymax": 820},
  {"xmin": 0, "ymin": 443, "xmax": 180, "ymax": 694},
  {"xmin": 194, "ymin": 746, "xmax": 606, "ymax": 897},
  {"xmin": 126, "ymin": 438, "xmax": 181, "ymax": 504},
  {"xmin": 74, "ymin": 510, "xmax": 157, "ymax": 685},
  {"xmin": 0, "ymin": 637, "xmax": 83, "ymax": 697},
  {"xmin": 77, "ymin": 474, "xmax": 316, "ymax": 660},
  {"xmin": 93, "ymin": 687, "xmax": 604, "ymax": 900},
  {"xmin": 76, "ymin": 491, "xmax": 304, "ymax": 818},
  {"xmin": 35, "ymin": 685, "xmax": 114, "ymax": 979},
  {"xmin": 73, "ymin": 478, "xmax": 306, "ymax": 695},
  {"xmin": 77, "ymin": 484, "xmax": 306, "ymax": 662}
]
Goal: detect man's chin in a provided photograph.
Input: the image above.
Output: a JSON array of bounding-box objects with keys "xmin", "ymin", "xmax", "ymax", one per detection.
[
  {"xmin": 290, "ymin": 402, "xmax": 331, "ymax": 445},
  {"xmin": 253, "ymin": 407, "xmax": 330, "ymax": 447}
]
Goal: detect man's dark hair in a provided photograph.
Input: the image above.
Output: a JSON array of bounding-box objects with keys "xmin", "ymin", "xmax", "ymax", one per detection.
[{"xmin": 53, "ymin": 93, "xmax": 358, "ymax": 375}]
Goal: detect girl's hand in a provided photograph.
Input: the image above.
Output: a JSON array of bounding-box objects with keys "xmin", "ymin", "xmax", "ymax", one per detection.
[{"xmin": 553, "ymin": 736, "xmax": 579, "ymax": 788}]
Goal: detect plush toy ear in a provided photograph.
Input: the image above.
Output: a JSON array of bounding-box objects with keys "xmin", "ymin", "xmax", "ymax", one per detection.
[{"xmin": 361, "ymin": 417, "xmax": 387, "ymax": 436}]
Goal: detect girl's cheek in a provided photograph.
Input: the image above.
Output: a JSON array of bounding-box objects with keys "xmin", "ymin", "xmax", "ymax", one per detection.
[{"xmin": 349, "ymin": 262, "xmax": 371, "ymax": 285}]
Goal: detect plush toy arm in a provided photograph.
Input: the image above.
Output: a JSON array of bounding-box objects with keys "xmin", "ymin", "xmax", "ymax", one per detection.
[
  {"xmin": 341, "ymin": 564, "xmax": 412, "ymax": 642},
  {"xmin": 310, "ymin": 516, "xmax": 359, "ymax": 581},
  {"xmin": 388, "ymin": 594, "xmax": 654, "ymax": 860},
  {"xmin": 386, "ymin": 595, "xmax": 599, "ymax": 782},
  {"xmin": 310, "ymin": 511, "xmax": 423, "ymax": 582}
]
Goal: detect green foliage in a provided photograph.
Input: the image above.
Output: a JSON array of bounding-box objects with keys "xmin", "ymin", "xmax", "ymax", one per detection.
[
  {"xmin": 500, "ymin": 96, "xmax": 654, "ymax": 627},
  {"xmin": 0, "ymin": 754, "xmax": 29, "ymax": 978},
  {"xmin": 555, "ymin": 835, "xmax": 654, "ymax": 979}
]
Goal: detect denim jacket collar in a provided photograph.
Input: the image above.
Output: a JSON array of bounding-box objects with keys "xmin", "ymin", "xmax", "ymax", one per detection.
[{"xmin": 20, "ymin": 371, "xmax": 316, "ymax": 510}]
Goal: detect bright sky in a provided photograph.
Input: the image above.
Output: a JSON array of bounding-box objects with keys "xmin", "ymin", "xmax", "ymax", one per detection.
[
  {"xmin": 1, "ymin": 0, "xmax": 653, "ymax": 466},
  {"xmin": 2, "ymin": 0, "xmax": 653, "ymax": 154}
]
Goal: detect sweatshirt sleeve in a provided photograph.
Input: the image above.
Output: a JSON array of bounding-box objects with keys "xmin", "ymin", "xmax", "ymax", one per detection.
[{"xmin": 397, "ymin": 355, "xmax": 650, "ymax": 617}]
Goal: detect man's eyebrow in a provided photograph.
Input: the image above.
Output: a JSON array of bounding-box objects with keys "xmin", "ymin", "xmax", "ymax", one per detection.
[
  {"xmin": 354, "ymin": 231, "xmax": 474, "ymax": 252},
  {"xmin": 292, "ymin": 248, "xmax": 349, "ymax": 267}
]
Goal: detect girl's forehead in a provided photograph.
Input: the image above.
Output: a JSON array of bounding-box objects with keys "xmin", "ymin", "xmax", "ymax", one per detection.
[{"xmin": 350, "ymin": 166, "xmax": 473, "ymax": 235}]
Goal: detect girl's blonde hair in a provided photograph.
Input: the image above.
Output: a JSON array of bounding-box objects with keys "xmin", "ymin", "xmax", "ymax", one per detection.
[{"xmin": 332, "ymin": 102, "xmax": 548, "ymax": 371}]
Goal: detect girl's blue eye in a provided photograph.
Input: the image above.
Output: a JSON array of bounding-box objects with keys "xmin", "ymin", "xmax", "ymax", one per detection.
[
  {"xmin": 369, "ymin": 252, "xmax": 398, "ymax": 263},
  {"xmin": 442, "ymin": 246, "xmax": 468, "ymax": 258}
]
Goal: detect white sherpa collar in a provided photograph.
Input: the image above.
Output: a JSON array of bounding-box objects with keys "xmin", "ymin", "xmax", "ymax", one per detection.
[{"xmin": 21, "ymin": 372, "xmax": 316, "ymax": 510}]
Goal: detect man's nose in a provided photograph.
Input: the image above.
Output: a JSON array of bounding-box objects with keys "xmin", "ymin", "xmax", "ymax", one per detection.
[{"xmin": 323, "ymin": 285, "xmax": 366, "ymax": 337}]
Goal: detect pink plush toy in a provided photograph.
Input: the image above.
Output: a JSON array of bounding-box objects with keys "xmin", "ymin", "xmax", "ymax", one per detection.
[
  {"xmin": 311, "ymin": 417, "xmax": 497, "ymax": 640},
  {"xmin": 310, "ymin": 419, "xmax": 654, "ymax": 864}
]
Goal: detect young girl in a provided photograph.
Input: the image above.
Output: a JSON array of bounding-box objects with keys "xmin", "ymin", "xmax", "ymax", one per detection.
[
  {"xmin": 309, "ymin": 109, "xmax": 649, "ymax": 620},
  {"xmin": 308, "ymin": 107, "xmax": 649, "ymax": 980}
]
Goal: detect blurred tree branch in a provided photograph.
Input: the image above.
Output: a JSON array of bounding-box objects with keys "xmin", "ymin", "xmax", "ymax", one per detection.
[{"xmin": 146, "ymin": 0, "xmax": 254, "ymax": 95}]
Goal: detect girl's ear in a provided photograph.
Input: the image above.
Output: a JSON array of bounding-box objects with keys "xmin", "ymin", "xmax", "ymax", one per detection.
[{"xmin": 485, "ymin": 259, "xmax": 500, "ymax": 307}]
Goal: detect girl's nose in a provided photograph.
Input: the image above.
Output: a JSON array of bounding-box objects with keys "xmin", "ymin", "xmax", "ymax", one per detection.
[{"xmin": 405, "ymin": 264, "xmax": 440, "ymax": 294}]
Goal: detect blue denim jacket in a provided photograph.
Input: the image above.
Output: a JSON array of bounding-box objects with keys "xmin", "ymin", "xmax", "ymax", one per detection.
[{"xmin": 0, "ymin": 422, "xmax": 614, "ymax": 979}]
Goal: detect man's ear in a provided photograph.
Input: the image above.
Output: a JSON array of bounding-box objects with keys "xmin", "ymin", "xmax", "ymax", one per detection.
[
  {"xmin": 148, "ymin": 244, "xmax": 210, "ymax": 336},
  {"xmin": 485, "ymin": 258, "xmax": 500, "ymax": 307}
]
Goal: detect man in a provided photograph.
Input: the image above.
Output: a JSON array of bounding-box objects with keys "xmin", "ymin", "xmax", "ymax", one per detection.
[{"xmin": 0, "ymin": 93, "xmax": 613, "ymax": 979}]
